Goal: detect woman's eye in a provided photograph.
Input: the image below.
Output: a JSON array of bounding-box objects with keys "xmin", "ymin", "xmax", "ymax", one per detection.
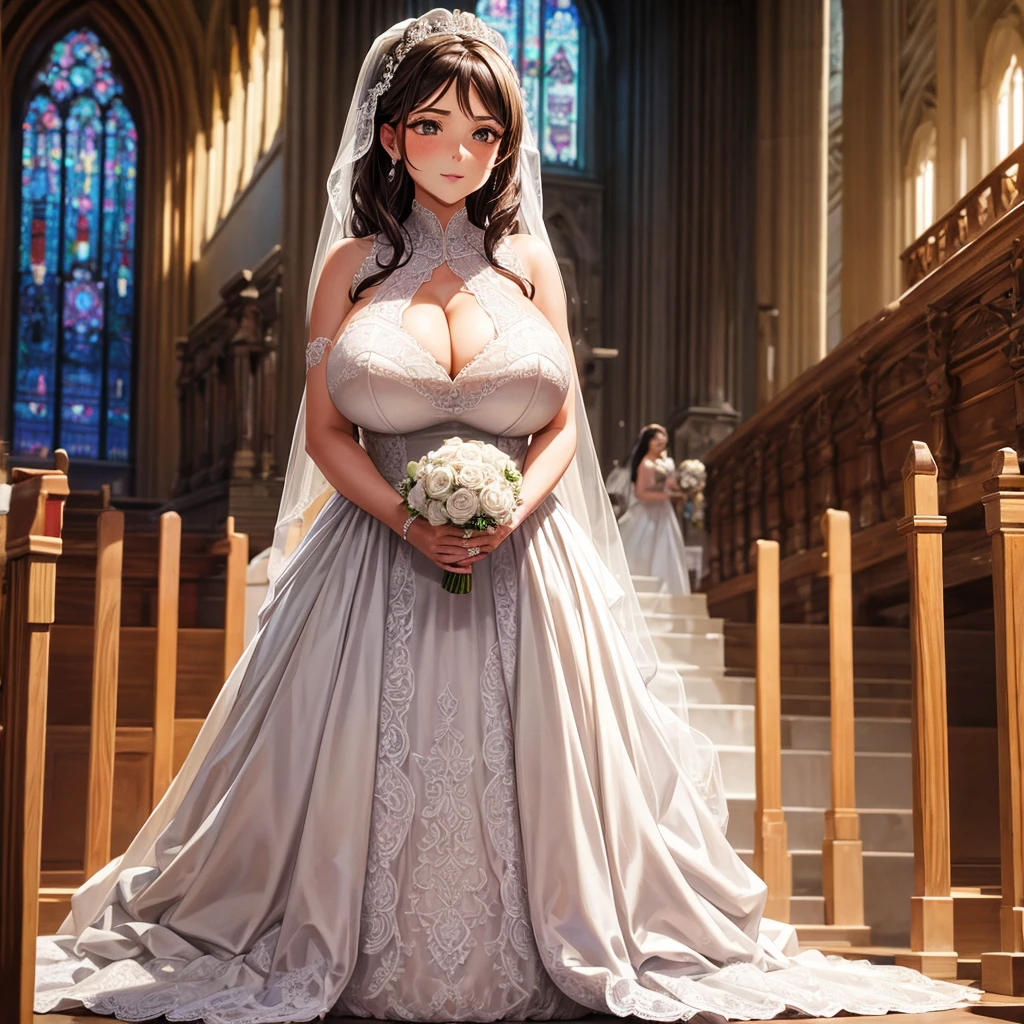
[
  {"xmin": 473, "ymin": 127, "xmax": 500, "ymax": 143},
  {"xmin": 410, "ymin": 119, "xmax": 441, "ymax": 135}
]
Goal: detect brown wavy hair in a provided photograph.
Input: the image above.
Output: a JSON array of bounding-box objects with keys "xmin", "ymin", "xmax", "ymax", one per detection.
[{"xmin": 349, "ymin": 31, "xmax": 533, "ymax": 301}]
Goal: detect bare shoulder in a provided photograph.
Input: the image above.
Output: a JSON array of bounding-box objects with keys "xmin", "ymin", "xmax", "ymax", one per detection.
[
  {"xmin": 504, "ymin": 232, "xmax": 558, "ymax": 278},
  {"xmin": 318, "ymin": 236, "xmax": 374, "ymax": 289},
  {"xmin": 309, "ymin": 236, "xmax": 375, "ymax": 340}
]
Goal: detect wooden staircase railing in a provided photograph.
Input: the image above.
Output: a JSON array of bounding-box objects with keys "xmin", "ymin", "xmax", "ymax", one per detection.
[
  {"xmin": 0, "ymin": 452, "xmax": 69, "ymax": 1023},
  {"xmin": 753, "ymin": 538, "xmax": 791, "ymax": 921},
  {"xmin": 820, "ymin": 509, "xmax": 866, "ymax": 933},
  {"xmin": 895, "ymin": 441, "xmax": 958, "ymax": 979},
  {"xmin": 981, "ymin": 448, "xmax": 1024, "ymax": 995}
]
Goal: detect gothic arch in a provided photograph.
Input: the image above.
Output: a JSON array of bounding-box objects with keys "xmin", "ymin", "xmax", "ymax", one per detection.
[
  {"xmin": 1, "ymin": 0, "xmax": 203, "ymax": 496},
  {"xmin": 979, "ymin": 10, "xmax": 1024, "ymax": 172}
]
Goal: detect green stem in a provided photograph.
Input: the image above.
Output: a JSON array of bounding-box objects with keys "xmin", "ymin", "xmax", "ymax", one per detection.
[{"xmin": 442, "ymin": 569, "xmax": 472, "ymax": 594}]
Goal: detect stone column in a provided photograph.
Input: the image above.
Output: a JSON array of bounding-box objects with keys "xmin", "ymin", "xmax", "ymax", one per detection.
[
  {"xmin": 600, "ymin": 0, "xmax": 756, "ymax": 462},
  {"xmin": 840, "ymin": 0, "xmax": 901, "ymax": 337},
  {"xmin": 756, "ymin": 0, "xmax": 829, "ymax": 405}
]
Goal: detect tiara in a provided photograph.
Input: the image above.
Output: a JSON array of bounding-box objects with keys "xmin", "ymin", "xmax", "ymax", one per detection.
[{"xmin": 369, "ymin": 9, "xmax": 515, "ymax": 111}]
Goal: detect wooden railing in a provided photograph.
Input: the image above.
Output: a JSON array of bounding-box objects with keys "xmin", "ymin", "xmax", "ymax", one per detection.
[
  {"xmin": 175, "ymin": 246, "xmax": 283, "ymax": 496},
  {"xmin": 0, "ymin": 452, "xmax": 69, "ymax": 1022},
  {"xmin": 903, "ymin": 144, "xmax": 1024, "ymax": 291},
  {"xmin": 705, "ymin": 200, "xmax": 1024, "ymax": 625}
]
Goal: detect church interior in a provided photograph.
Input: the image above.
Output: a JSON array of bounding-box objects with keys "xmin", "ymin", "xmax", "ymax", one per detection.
[{"xmin": 5, "ymin": 0, "xmax": 1024, "ymax": 1020}]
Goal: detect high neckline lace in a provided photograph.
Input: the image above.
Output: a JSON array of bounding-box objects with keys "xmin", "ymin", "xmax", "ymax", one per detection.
[{"xmin": 403, "ymin": 200, "xmax": 481, "ymax": 263}]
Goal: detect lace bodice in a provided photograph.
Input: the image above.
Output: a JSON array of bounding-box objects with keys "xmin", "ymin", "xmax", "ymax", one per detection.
[{"xmin": 319, "ymin": 201, "xmax": 571, "ymax": 438}]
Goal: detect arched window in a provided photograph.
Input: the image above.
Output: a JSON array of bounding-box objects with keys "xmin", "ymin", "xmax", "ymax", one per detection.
[
  {"xmin": 475, "ymin": 0, "xmax": 583, "ymax": 169},
  {"xmin": 906, "ymin": 121, "xmax": 937, "ymax": 242},
  {"xmin": 13, "ymin": 28, "xmax": 138, "ymax": 462},
  {"xmin": 998, "ymin": 54, "xmax": 1024, "ymax": 161}
]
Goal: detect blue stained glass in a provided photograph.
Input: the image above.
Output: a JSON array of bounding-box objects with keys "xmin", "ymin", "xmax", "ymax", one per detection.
[
  {"xmin": 13, "ymin": 28, "xmax": 137, "ymax": 462},
  {"xmin": 475, "ymin": 0, "xmax": 519, "ymax": 67},
  {"xmin": 476, "ymin": 0, "xmax": 582, "ymax": 168},
  {"xmin": 542, "ymin": 0, "xmax": 580, "ymax": 165}
]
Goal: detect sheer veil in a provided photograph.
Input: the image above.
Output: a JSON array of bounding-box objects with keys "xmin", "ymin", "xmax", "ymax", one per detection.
[{"xmin": 267, "ymin": 9, "xmax": 728, "ymax": 828}]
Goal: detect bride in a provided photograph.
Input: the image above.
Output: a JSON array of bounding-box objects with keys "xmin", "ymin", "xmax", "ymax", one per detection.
[
  {"xmin": 36, "ymin": 10, "xmax": 976, "ymax": 1022},
  {"xmin": 617, "ymin": 424, "xmax": 692, "ymax": 596}
]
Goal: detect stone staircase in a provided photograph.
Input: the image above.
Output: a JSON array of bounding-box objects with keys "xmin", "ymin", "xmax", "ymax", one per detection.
[{"xmin": 631, "ymin": 575, "xmax": 914, "ymax": 947}]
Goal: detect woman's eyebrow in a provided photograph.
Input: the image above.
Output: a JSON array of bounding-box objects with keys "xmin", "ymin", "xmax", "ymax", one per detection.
[{"xmin": 410, "ymin": 104, "xmax": 500, "ymax": 123}]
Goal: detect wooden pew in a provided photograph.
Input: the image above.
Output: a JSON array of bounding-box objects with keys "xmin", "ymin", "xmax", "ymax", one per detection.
[
  {"xmin": 980, "ymin": 448, "xmax": 1024, "ymax": 995},
  {"xmin": 151, "ymin": 512, "xmax": 181, "ymax": 805},
  {"xmin": 38, "ymin": 513, "xmax": 249, "ymax": 929},
  {"xmin": 753, "ymin": 538, "xmax": 792, "ymax": 920},
  {"xmin": 0, "ymin": 453, "xmax": 69, "ymax": 1024},
  {"xmin": 820, "ymin": 509, "xmax": 866, "ymax": 930},
  {"xmin": 895, "ymin": 441, "xmax": 958, "ymax": 979}
]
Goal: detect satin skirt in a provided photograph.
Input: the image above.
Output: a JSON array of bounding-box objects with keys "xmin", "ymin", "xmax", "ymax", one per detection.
[
  {"xmin": 35, "ymin": 433, "xmax": 976, "ymax": 1022},
  {"xmin": 617, "ymin": 499, "xmax": 691, "ymax": 595}
]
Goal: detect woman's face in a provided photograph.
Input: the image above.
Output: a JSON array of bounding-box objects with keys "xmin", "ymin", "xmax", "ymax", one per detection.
[
  {"xmin": 381, "ymin": 79, "xmax": 504, "ymax": 206},
  {"xmin": 649, "ymin": 430, "xmax": 668, "ymax": 456}
]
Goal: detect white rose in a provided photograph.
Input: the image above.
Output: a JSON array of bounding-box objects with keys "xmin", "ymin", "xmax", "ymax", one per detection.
[
  {"xmin": 407, "ymin": 479, "xmax": 427, "ymax": 513},
  {"xmin": 424, "ymin": 466, "xmax": 456, "ymax": 499},
  {"xmin": 457, "ymin": 462, "xmax": 488, "ymax": 489},
  {"xmin": 443, "ymin": 436, "xmax": 464, "ymax": 447},
  {"xmin": 445, "ymin": 487, "xmax": 480, "ymax": 525},
  {"xmin": 478, "ymin": 464, "xmax": 501, "ymax": 485},
  {"xmin": 454, "ymin": 443, "xmax": 483, "ymax": 464},
  {"xmin": 425, "ymin": 499, "xmax": 449, "ymax": 526},
  {"xmin": 479, "ymin": 482, "xmax": 516, "ymax": 522},
  {"xmin": 480, "ymin": 444, "xmax": 508, "ymax": 469}
]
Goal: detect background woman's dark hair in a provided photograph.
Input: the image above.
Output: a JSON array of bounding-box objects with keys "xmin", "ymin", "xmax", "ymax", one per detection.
[
  {"xmin": 348, "ymin": 33, "xmax": 532, "ymax": 301},
  {"xmin": 628, "ymin": 426, "xmax": 667, "ymax": 483}
]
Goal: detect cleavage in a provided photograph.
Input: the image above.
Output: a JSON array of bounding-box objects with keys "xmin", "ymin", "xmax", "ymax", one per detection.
[{"xmin": 401, "ymin": 264, "xmax": 497, "ymax": 382}]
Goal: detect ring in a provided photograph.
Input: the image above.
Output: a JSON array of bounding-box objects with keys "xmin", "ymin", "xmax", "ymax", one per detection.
[
  {"xmin": 462, "ymin": 528, "xmax": 474, "ymax": 539},
  {"xmin": 467, "ymin": 546, "xmax": 481, "ymax": 557}
]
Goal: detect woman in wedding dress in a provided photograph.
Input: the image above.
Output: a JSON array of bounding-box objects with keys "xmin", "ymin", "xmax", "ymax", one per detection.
[
  {"xmin": 617, "ymin": 424, "xmax": 692, "ymax": 596},
  {"xmin": 36, "ymin": 11, "xmax": 977, "ymax": 1022}
]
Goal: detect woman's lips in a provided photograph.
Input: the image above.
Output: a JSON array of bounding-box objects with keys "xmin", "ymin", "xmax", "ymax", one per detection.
[{"xmin": 441, "ymin": 173, "xmax": 464, "ymax": 181}]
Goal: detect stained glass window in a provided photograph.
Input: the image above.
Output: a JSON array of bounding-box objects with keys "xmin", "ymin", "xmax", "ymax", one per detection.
[
  {"xmin": 14, "ymin": 28, "xmax": 138, "ymax": 462},
  {"xmin": 476, "ymin": 0, "xmax": 582, "ymax": 168}
]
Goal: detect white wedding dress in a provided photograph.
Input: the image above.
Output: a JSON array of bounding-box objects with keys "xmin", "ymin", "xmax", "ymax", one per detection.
[
  {"xmin": 617, "ymin": 459, "xmax": 692, "ymax": 596},
  {"xmin": 35, "ymin": 203, "xmax": 976, "ymax": 1022}
]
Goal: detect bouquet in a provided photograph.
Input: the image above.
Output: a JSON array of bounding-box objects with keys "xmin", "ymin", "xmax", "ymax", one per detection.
[
  {"xmin": 399, "ymin": 437, "xmax": 523, "ymax": 594},
  {"xmin": 677, "ymin": 459, "xmax": 707, "ymax": 531}
]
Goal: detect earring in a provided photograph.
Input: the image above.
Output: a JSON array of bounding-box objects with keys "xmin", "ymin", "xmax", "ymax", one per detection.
[{"xmin": 388, "ymin": 157, "xmax": 397, "ymax": 182}]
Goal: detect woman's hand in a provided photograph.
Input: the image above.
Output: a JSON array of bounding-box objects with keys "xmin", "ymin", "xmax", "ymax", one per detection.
[
  {"xmin": 452, "ymin": 516, "xmax": 519, "ymax": 567},
  {"xmin": 405, "ymin": 518, "xmax": 474, "ymax": 574}
]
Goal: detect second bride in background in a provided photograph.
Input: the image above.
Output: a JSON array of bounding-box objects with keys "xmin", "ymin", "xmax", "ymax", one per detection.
[{"xmin": 617, "ymin": 423, "xmax": 691, "ymax": 595}]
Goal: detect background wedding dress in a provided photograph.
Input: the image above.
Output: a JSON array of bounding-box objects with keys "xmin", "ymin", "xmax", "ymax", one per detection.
[
  {"xmin": 34, "ymin": 202, "xmax": 977, "ymax": 1023},
  {"xmin": 617, "ymin": 457, "xmax": 692, "ymax": 596}
]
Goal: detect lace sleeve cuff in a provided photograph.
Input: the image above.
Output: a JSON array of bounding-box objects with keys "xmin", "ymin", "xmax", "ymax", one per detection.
[{"xmin": 306, "ymin": 336, "xmax": 332, "ymax": 371}]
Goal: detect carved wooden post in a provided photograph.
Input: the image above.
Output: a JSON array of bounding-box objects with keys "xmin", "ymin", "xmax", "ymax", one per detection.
[
  {"xmin": 222, "ymin": 516, "xmax": 248, "ymax": 679},
  {"xmin": 855, "ymin": 363, "xmax": 883, "ymax": 528},
  {"xmin": 895, "ymin": 440, "xmax": 958, "ymax": 979},
  {"xmin": 924, "ymin": 308, "xmax": 959, "ymax": 479},
  {"xmin": 980, "ymin": 448, "xmax": 1024, "ymax": 995},
  {"xmin": 84, "ymin": 509, "xmax": 124, "ymax": 879},
  {"xmin": 820, "ymin": 509, "xmax": 865, "ymax": 926},
  {"xmin": 151, "ymin": 512, "xmax": 181, "ymax": 806},
  {"xmin": 0, "ymin": 455, "xmax": 68, "ymax": 1023},
  {"xmin": 753, "ymin": 539, "xmax": 792, "ymax": 920}
]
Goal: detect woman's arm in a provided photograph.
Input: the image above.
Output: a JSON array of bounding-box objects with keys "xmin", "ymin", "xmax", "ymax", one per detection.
[{"xmin": 303, "ymin": 240, "xmax": 471, "ymax": 573}]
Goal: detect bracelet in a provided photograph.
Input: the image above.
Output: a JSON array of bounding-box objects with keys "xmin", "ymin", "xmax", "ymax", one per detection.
[{"xmin": 402, "ymin": 514, "xmax": 417, "ymax": 541}]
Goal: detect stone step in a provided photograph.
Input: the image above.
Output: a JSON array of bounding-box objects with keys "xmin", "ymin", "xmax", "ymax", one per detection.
[
  {"xmin": 643, "ymin": 611, "xmax": 724, "ymax": 636},
  {"xmin": 677, "ymin": 674, "xmax": 755, "ymax": 705},
  {"xmin": 684, "ymin": 705, "xmax": 910, "ymax": 751},
  {"xmin": 737, "ymin": 849, "xmax": 913, "ymax": 946},
  {"xmin": 636, "ymin": 590, "xmax": 709, "ymax": 616},
  {"xmin": 725, "ymin": 802, "xmax": 913, "ymax": 853},
  {"xmin": 652, "ymin": 632, "xmax": 725, "ymax": 667},
  {"xmin": 715, "ymin": 746, "xmax": 911, "ymax": 808}
]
